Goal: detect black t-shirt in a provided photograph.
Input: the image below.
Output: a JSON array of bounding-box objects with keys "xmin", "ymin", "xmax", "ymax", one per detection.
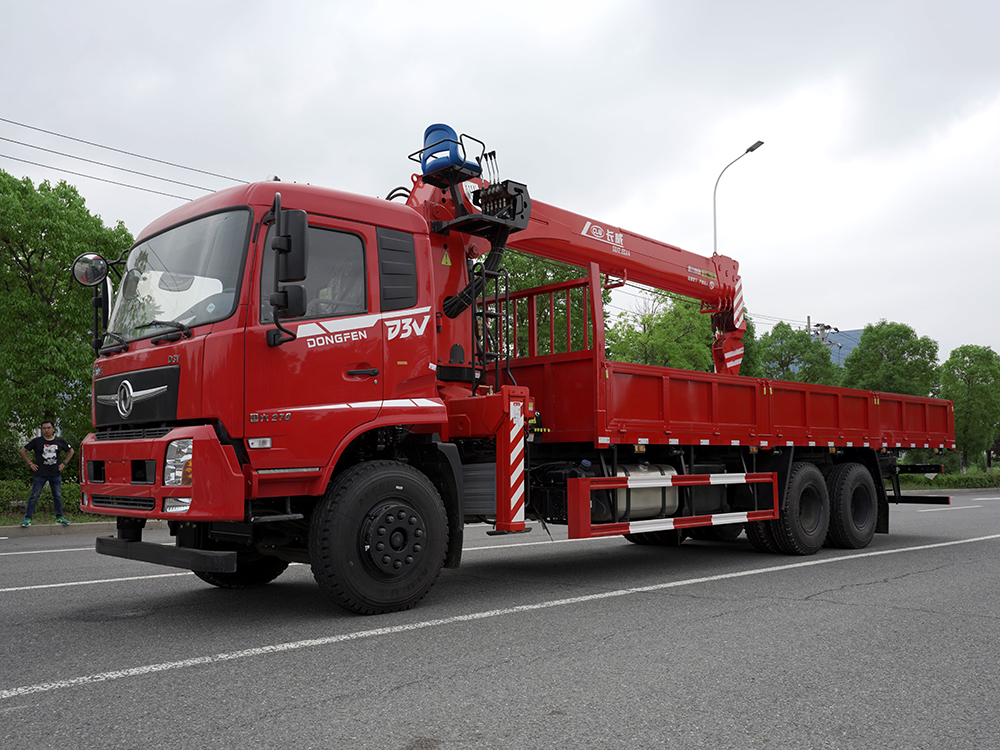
[{"xmin": 25, "ymin": 436, "xmax": 72, "ymax": 478}]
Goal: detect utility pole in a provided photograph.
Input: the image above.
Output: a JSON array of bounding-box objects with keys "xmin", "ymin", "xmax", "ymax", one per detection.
[
  {"xmin": 806, "ymin": 316, "xmax": 838, "ymax": 344},
  {"xmin": 807, "ymin": 316, "xmax": 844, "ymax": 364}
]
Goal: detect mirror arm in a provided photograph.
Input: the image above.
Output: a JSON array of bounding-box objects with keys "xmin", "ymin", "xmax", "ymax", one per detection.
[{"xmin": 91, "ymin": 288, "xmax": 103, "ymax": 356}]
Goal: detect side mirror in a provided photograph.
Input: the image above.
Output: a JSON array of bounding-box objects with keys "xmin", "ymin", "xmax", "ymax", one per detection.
[
  {"xmin": 266, "ymin": 284, "xmax": 307, "ymax": 347},
  {"xmin": 269, "ymin": 284, "xmax": 306, "ymax": 318},
  {"xmin": 72, "ymin": 253, "xmax": 109, "ymax": 287},
  {"xmin": 273, "ymin": 209, "xmax": 309, "ymax": 283},
  {"xmin": 266, "ymin": 193, "xmax": 309, "ymax": 347}
]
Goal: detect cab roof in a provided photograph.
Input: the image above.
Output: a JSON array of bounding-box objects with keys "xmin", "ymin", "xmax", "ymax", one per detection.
[{"xmin": 137, "ymin": 180, "xmax": 427, "ymax": 242}]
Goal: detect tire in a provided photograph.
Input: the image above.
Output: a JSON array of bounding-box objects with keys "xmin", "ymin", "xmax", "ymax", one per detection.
[
  {"xmin": 826, "ymin": 463, "xmax": 878, "ymax": 549},
  {"xmin": 623, "ymin": 531, "xmax": 683, "ymax": 546},
  {"xmin": 711, "ymin": 523, "xmax": 745, "ymax": 542},
  {"xmin": 651, "ymin": 529, "xmax": 685, "ymax": 547},
  {"xmin": 309, "ymin": 461, "xmax": 448, "ymax": 615},
  {"xmin": 194, "ymin": 549, "xmax": 289, "ymax": 589},
  {"xmin": 771, "ymin": 462, "xmax": 830, "ymax": 555},
  {"xmin": 623, "ymin": 533, "xmax": 651, "ymax": 545},
  {"xmin": 745, "ymin": 520, "xmax": 781, "ymax": 553},
  {"xmin": 689, "ymin": 524, "xmax": 744, "ymax": 542}
]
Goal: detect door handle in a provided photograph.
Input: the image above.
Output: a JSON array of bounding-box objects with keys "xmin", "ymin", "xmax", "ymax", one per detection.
[{"xmin": 346, "ymin": 368, "xmax": 380, "ymax": 377}]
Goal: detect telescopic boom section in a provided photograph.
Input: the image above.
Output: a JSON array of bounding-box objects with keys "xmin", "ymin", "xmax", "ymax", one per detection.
[{"xmin": 505, "ymin": 198, "xmax": 747, "ymax": 375}]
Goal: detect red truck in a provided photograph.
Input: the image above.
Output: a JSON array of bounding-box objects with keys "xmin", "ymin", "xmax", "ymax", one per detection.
[{"xmin": 72, "ymin": 125, "xmax": 955, "ymax": 614}]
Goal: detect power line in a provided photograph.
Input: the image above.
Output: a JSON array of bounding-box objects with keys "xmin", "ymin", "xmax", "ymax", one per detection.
[
  {"xmin": 0, "ymin": 116, "xmax": 246, "ymax": 183},
  {"xmin": 505, "ymin": 248, "xmax": 816, "ymax": 332},
  {"xmin": 0, "ymin": 135, "xmax": 215, "ymax": 192},
  {"xmin": 0, "ymin": 153, "xmax": 193, "ymax": 201}
]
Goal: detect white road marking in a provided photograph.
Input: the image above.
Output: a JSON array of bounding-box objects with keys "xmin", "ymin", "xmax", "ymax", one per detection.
[
  {"xmin": 0, "ymin": 547, "xmax": 92, "ymax": 557},
  {"xmin": 918, "ymin": 505, "xmax": 982, "ymax": 513},
  {"xmin": 3, "ymin": 533, "xmax": 999, "ymax": 701},
  {"xmin": 0, "ymin": 572, "xmax": 192, "ymax": 593}
]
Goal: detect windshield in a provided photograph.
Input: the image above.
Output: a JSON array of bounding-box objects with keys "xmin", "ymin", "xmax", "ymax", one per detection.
[{"xmin": 108, "ymin": 209, "xmax": 251, "ymax": 339}]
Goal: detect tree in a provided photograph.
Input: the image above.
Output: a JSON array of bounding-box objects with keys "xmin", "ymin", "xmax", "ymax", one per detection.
[
  {"xmin": 754, "ymin": 321, "xmax": 841, "ymax": 385},
  {"xmin": 841, "ymin": 320, "xmax": 938, "ymax": 397},
  {"xmin": 939, "ymin": 345, "xmax": 1000, "ymax": 473},
  {"xmin": 738, "ymin": 313, "xmax": 761, "ymax": 378},
  {"xmin": 502, "ymin": 249, "xmax": 601, "ymax": 357},
  {"xmin": 606, "ymin": 293, "xmax": 714, "ymax": 371},
  {"xmin": 0, "ymin": 170, "xmax": 133, "ymax": 445}
]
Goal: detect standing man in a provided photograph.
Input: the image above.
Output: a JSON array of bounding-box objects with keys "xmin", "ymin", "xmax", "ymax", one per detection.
[{"xmin": 20, "ymin": 420, "xmax": 75, "ymax": 527}]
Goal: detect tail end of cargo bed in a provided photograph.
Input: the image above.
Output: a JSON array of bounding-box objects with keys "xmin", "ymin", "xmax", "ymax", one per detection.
[{"xmin": 888, "ymin": 495, "xmax": 952, "ymax": 505}]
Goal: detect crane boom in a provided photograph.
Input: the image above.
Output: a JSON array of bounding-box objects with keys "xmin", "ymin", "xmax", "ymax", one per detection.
[
  {"xmin": 507, "ymin": 197, "xmax": 746, "ymax": 374},
  {"xmin": 408, "ymin": 172, "xmax": 747, "ymax": 374}
]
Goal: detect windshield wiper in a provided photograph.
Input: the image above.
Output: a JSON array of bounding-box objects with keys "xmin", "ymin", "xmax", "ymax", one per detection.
[
  {"xmin": 138, "ymin": 320, "xmax": 193, "ymax": 339},
  {"xmin": 99, "ymin": 331, "xmax": 130, "ymax": 354}
]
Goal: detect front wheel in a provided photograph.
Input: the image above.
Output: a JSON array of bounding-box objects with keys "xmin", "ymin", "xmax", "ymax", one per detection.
[
  {"xmin": 194, "ymin": 549, "xmax": 289, "ymax": 589},
  {"xmin": 310, "ymin": 461, "xmax": 448, "ymax": 615}
]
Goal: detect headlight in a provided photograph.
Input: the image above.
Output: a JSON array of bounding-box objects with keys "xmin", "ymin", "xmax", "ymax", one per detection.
[{"xmin": 164, "ymin": 439, "xmax": 193, "ymax": 486}]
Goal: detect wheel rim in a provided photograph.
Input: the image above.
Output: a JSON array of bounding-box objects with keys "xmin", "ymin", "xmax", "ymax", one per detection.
[
  {"xmin": 799, "ymin": 485, "xmax": 822, "ymax": 533},
  {"xmin": 851, "ymin": 485, "xmax": 873, "ymax": 528},
  {"xmin": 360, "ymin": 501, "xmax": 426, "ymax": 580}
]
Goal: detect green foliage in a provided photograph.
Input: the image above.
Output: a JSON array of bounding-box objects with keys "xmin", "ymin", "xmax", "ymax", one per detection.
[
  {"xmin": 0, "ymin": 425, "xmax": 27, "ymax": 481},
  {"xmin": 901, "ymin": 447, "xmax": 961, "ymax": 474},
  {"xmin": 502, "ymin": 248, "xmax": 583, "ymax": 292},
  {"xmin": 0, "ymin": 170, "xmax": 133, "ymax": 440},
  {"xmin": 502, "ymin": 249, "xmax": 602, "ymax": 356},
  {"xmin": 897, "ymin": 471, "xmax": 1000, "ymax": 489},
  {"xmin": 738, "ymin": 314, "xmax": 761, "ymax": 378},
  {"xmin": 841, "ymin": 320, "xmax": 939, "ymax": 397},
  {"xmin": 940, "ymin": 344, "xmax": 1000, "ymax": 472},
  {"xmin": 606, "ymin": 293, "xmax": 714, "ymax": 370},
  {"xmin": 754, "ymin": 321, "xmax": 841, "ymax": 385},
  {"xmin": 0, "ymin": 478, "xmax": 96, "ymax": 525}
]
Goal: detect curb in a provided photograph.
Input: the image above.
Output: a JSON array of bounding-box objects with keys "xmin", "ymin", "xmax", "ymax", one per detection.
[{"xmin": 0, "ymin": 520, "xmax": 168, "ymax": 538}]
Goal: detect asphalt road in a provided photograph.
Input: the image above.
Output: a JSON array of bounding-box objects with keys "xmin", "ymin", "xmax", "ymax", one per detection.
[{"xmin": 2, "ymin": 490, "xmax": 999, "ymax": 749}]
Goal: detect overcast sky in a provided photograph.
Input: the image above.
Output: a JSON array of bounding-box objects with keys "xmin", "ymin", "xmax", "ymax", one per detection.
[{"xmin": 4, "ymin": 0, "xmax": 998, "ymax": 361}]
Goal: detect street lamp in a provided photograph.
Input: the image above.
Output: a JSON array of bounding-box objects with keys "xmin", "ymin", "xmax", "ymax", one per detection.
[{"xmin": 713, "ymin": 140, "xmax": 763, "ymax": 255}]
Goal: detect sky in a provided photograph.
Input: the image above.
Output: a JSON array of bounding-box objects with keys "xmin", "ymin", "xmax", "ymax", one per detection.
[{"xmin": 3, "ymin": 0, "xmax": 998, "ymax": 362}]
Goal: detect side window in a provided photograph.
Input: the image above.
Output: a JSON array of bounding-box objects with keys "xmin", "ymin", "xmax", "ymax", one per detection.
[{"xmin": 261, "ymin": 225, "xmax": 366, "ymax": 323}]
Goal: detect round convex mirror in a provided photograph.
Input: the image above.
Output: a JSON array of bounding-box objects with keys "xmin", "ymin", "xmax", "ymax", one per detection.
[{"xmin": 72, "ymin": 253, "xmax": 109, "ymax": 287}]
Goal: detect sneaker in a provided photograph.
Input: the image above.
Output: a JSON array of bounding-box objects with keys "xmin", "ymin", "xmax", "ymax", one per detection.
[
  {"xmin": 20, "ymin": 519, "xmax": 30, "ymax": 527},
  {"xmin": 56, "ymin": 517, "xmax": 70, "ymax": 525}
]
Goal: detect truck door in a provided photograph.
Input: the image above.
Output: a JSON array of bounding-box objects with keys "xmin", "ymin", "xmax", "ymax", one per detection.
[{"xmin": 245, "ymin": 218, "xmax": 383, "ymax": 473}]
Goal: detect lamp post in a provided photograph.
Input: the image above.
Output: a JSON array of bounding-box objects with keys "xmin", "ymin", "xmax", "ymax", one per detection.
[{"xmin": 713, "ymin": 140, "xmax": 763, "ymax": 255}]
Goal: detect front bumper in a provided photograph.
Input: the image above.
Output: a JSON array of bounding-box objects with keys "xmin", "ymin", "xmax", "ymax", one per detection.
[
  {"xmin": 79, "ymin": 424, "xmax": 246, "ymax": 521},
  {"xmin": 96, "ymin": 536, "xmax": 237, "ymax": 572}
]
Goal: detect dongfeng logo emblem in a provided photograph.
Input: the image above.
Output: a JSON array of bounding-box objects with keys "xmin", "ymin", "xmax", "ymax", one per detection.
[
  {"xmin": 117, "ymin": 380, "xmax": 135, "ymax": 418},
  {"xmin": 96, "ymin": 380, "xmax": 169, "ymax": 420}
]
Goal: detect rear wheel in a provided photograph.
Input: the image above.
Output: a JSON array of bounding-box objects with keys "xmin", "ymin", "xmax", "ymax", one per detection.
[
  {"xmin": 826, "ymin": 463, "xmax": 878, "ymax": 549},
  {"xmin": 623, "ymin": 530, "xmax": 685, "ymax": 546},
  {"xmin": 745, "ymin": 519, "xmax": 781, "ymax": 553},
  {"xmin": 309, "ymin": 461, "xmax": 448, "ymax": 615},
  {"xmin": 623, "ymin": 533, "xmax": 651, "ymax": 545},
  {"xmin": 689, "ymin": 524, "xmax": 744, "ymax": 542},
  {"xmin": 771, "ymin": 462, "xmax": 830, "ymax": 555},
  {"xmin": 194, "ymin": 549, "xmax": 289, "ymax": 589},
  {"xmin": 651, "ymin": 529, "xmax": 685, "ymax": 546}
]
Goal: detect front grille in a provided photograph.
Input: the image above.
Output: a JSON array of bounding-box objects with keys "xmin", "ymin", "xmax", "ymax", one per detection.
[
  {"xmin": 96, "ymin": 426, "xmax": 172, "ymax": 441},
  {"xmin": 92, "ymin": 496, "xmax": 156, "ymax": 511}
]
